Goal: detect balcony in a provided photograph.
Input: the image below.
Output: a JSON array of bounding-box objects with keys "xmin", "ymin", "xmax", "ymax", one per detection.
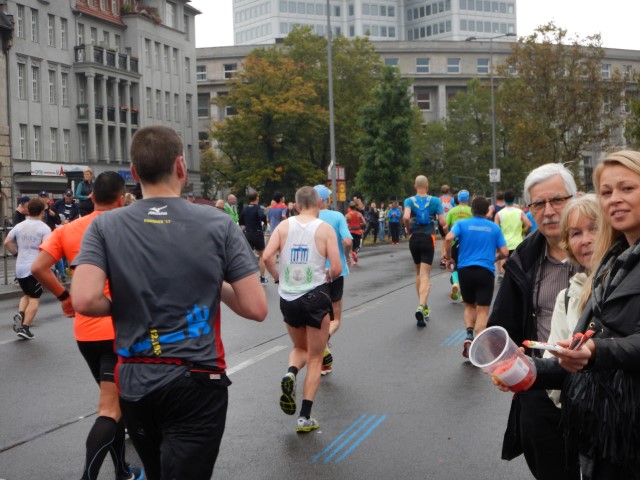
[
  {"xmin": 79, "ymin": 104, "xmax": 139, "ymax": 124},
  {"xmin": 107, "ymin": 106, "xmax": 116, "ymax": 122},
  {"xmin": 74, "ymin": 45, "xmax": 140, "ymax": 74},
  {"xmin": 120, "ymin": 108, "xmax": 128, "ymax": 123}
]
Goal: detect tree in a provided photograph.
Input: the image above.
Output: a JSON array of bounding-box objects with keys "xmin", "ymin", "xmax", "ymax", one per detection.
[
  {"xmin": 355, "ymin": 66, "xmax": 417, "ymax": 201},
  {"xmin": 498, "ymin": 22, "xmax": 625, "ymax": 182}
]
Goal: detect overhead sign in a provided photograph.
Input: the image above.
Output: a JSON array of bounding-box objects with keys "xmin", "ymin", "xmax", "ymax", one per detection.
[{"xmin": 30, "ymin": 162, "xmax": 86, "ymax": 176}]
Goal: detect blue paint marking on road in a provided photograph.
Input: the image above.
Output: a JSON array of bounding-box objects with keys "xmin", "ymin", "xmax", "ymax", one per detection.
[
  {"xmin": 311, "ymin": 415, "xmax": 387, "ymax": 463},
  {"xmin": 442, "ymin": 329, "xmax": 467, "ymax": 346},
  {"xmin": 335, "ymin": 415, "xmax": 387, "ymax": 463},
  {"xmin": 311, "ymin": 415, "xmax": 367, "ymax": 463}
]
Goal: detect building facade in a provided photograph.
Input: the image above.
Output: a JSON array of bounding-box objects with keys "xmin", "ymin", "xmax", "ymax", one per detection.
[
  {"xmin": 232, "ymin": 0, "xmax": 516, "ymax": 45},
  {"xmin": 0, "ymin": 7, "xmax": 13, "ymax": 223},
  {"xmin": 196, "ymin": 40, "xmax": 640, "ymax": 189},
  {"xmin": 4, "ymin": 0, "xmax": 200, "ymax": 211}
]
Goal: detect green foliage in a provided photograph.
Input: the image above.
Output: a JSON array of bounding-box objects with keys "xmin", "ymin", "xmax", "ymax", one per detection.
[
  {"xmin": 497, "ymin": 22, "xmax": 625, "ymax": 185},
  {"xmin": 355, "ymin": 66, "xmax": 417, "ymax": 202}
]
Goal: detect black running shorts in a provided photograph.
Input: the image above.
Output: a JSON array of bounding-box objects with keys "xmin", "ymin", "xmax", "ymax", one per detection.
[
  {"xmin": 458, "ymin": 266, "xmax": 495, "ymax": 306},
  {"xmin": 17, "ymin": 275, "xmax": 43, "ymax": 298},
  {"xmin": 280, "ymin": 284, "xmax": 332, "ymax": 329},
  {"xmin": 409, "ymin": 233, "xmax": 436, "ymax": 265},
  {"xmin": 77, "ymin": 339, "xmax": 117, "ymax": 383},
  {"xmin": 328, "ymin": 276, "xmax": 344, "ymax": 303},
  {"xmin": 244, "ymin": 230, "xmax": 265, "ymax": 251}
]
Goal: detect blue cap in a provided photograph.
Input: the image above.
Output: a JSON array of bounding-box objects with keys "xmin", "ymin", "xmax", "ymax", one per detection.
[
  {"xmin": 313, "ymin": 185, "xmax": 332, "ymax": 201},
  {"xmin": 458, "ymin": 190, "xmax": 470, "ymax": 202}
]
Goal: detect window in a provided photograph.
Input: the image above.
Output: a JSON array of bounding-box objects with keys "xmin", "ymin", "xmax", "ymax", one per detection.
[
  {"xmin": 112, "ymin": 0, "xmax": 118, "ymax": 14},
  {"xmin": 60, "ymin": 18, "xmax": 68, "ymax": 49},
  {"xmin": 50, "ymin": 128, "xmax": 58, "ymax": 162},
  {"xmin": 624, "ymin": 64, "xmax": 633, "ymax": 79},
  {"xmin": 349, "ymin": 24, "xmax": 355, "ymax": 36},
  {"xmin": 19, "ymin": 124, "xmax": 27, "ymax": 159},
  {"xmin": 17, "ymin": 5, "xmax": 24, "ymax": 38},
  {"xmin": 389, "ymin": 6, "xmax": 395, "ymax": 16},
  {"xmin": 115, "ymin": 34, "xmax": 120, "ymax": 52},
  {"xmin": 173, "ymin": 48, "xmax": 178, "ymax": 73},
  {"xmin": 447, "ymin": 58, "xmax": 460, "ymax": 73},
  {"xmin": 186, "ymin": 95, "xmax": 192, "ymax": 127},
  {"xmin": 196, "ymin": 65, "xmax": 206, "ymax": 81},
  {"xmin": 333, "ymin": 5, "xmax": 340, "ymax": 16},
  {"xmin": 90, "ymin": 27, "xmax": 97, "ymax": 45},
  {"xmin": 407, "ymin": 9, "xmax": 412, "ymax": 21},
  {"xmin": 380, "ymin": 5, "xmax": 386, "ymax": 16},
  {"xmin": 63, "ymin": 130, "xmax": 70, "ymax": 162},
  {"xmin": 507, "ymin": 3, "xmax": 514, "ymax": 13},
  {"xmin": 77, "ymin": 23, "xmax": 84, "ymax": 45},
  {"xmin": 165, "ymin": 92, "xmax": 171, "ymax": 120},
  {"xmin": 349, "ymin": 4, "xmax": 354, "ymax": 15},
  {"xmin": 154, "ymin": 42, "xmax": 160, "ymax": 70},
  {"xmin": 166, "ymin": 1, "xmax": 176, "ymax": 28},
  {"xmin": 415, "ymin": 89, "xmax": 431, "ymax": 111},
  {"xmin": 185, "ymin": 57, "xmax": 191, "ymax": 82},
  {"xmin": 155, "ymin": 90, "xmax": 161, "ymax": 118},
  {"xmin": 174, "ymin": 94, "xmax": 180, "ymax": 121},
  {"xmin": 146, "ymin": 87, "xmax": 152, "ymax": 117},
  {"xmin": 477, "ymin": 58, "xmax": 489, "ymax": 74},
  {"xmin": 601, "ymin": 63, "xmax": 611, "ymax": 79},
  {"xmin": 33, "ymin": 126, "xmax": 41, "ymax": 160},
  {"xmin": 145, "ymin": 39, "xmax": 152, "ymax": 65},
  {"xmin": 99, "ymin": 0, "xmax": 106, "ymax": 10},
  {"xmin": 31, "ymin": 65, "xmax": 40, "ymax": 102},
  {"xmin": 389, "ymin": 27, "xmax": 395, "ymax": 37},
  {"xmin": 224, "ymin": 63, "xmax": 238, "ymax": 79},
  {"xmin": 61, "ymin": 73, "xmax": 68, "ymax": 106},
  {"xmin": 80, "ymin": 130, "xmax": 87, "ymax": 160},
  {"xmin": 385, "ymin": 58, "xmax": 398, "ymax": 66},
  {"xmin": 198, "ymin": 93, "xmax": 209, "ymax": 117},
  {"xmin": 48, "ymin": 69, "xmax": 56, "ymax": 104},
  {"xmin": 48, "ymin": 14, "xmax": 55, "ymax": 46},
  {"xmin": 31, "ymin": 8, "xmax": 39, "ymax": 43},
  {"xmin": 18, "ymin": 63, "xmax": 26, "ymax": 99},
  {"xmin": 103, "ymin": 31, "xmax": 110, "ymax": 47},
  {"xmin": 164, "ymin": 46, "xmax": 170, "ymax": 72},
  {"xmin": 280, "ymin": 0, "xmax": 287, "ymax": 12},
  {"xmin": 362, "ymin": 3, "xmax": 370, "ymax": 14},
  {"xmin": 416, "ymin": 58, "xmax": 430, "ymax": 73},
  {"xmin": 184, "ymin": 15, "xmax": 190, "ymax": 40}
]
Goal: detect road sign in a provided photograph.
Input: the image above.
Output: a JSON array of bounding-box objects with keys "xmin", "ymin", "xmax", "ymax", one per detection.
[
  {"xmin": 489, "ymin": 169, "xmax": 501, "ymax": 183},
  {"xmin": 337, "ymin": 180, "xmax": 346, "ymax": 202}
]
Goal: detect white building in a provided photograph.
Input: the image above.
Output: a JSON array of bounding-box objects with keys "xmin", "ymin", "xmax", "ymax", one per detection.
[{"xmin": 232, "ymin": 0, "xmax": 516, "ymax": 45}]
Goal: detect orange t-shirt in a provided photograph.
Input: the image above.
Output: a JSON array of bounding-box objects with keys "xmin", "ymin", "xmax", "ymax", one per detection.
[{"xmin": 40, "ymin": 211, "xmax": 114, "ymax": 342}]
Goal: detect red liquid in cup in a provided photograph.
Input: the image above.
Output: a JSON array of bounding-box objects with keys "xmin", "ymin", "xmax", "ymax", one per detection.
[{"xmin": 490, "ymin": 356, "xmax": 536, "ymax": 393}]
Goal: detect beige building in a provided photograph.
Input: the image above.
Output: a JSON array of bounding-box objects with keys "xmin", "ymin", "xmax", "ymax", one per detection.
[
  {"xmin": 0, "ymin": 8, "xmax": 13, "ymax": 222},
  {"xmin": 197, "ymin": 40, "xmax": 640, "ymax": 189}
]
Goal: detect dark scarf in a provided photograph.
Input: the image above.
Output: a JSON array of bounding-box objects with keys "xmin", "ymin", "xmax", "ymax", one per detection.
[{"xmin": 561, "ymin": 237, "xmax": 640, "ymax": 478}]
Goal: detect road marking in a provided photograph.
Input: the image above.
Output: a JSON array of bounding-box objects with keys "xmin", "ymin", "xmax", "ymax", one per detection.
[
  {"xmin": 441, "ymin": 329, "xmax": 468, "ymax": 347},
  {"xmin": 226, "ymin": 345, "xmax": 287, "ymax": 375},
  {"xmin": 312, "ymin": 414, "xmax": 387, "ymax": 464},
  {"xmin": 343, "ymin": 299, "xmax": 385, "ymax": 319}
]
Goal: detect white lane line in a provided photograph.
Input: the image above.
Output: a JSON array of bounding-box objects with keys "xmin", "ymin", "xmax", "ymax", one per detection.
[{"xmin": 227, "ymin": 345, "xmax": 287, "ymax": 375}]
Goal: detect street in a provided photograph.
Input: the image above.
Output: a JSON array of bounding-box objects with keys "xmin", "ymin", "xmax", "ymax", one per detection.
[{"xmin": 0, "ymin": 242, "xmax": 532, "ymax": 479}]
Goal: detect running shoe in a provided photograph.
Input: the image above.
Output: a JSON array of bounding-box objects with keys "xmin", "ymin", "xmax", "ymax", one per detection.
[
  {"xmin": 17, "ymin": 326, "xmax": 34, "ymax": 340},
  {"xmin": 260, "ymin": 276, "xmax": 268, "ymax": 285},
  {"xmin": 440, "ymin": 258, "xmax": 447, "ymax": 269},
  {"xmin": 462, "ymin": 338, "xmax": 473, "ymax": 358},
  {"xmin": 13, "ymin": 313, "xmax": 23, "ymax": 333},
  {"xmin": 279, "ymin": 372, "xmax": 296, "ymax": 415},
  {"xmin": 117, "ymin": 466, "xmax": 145, "ymax": 480},
  {"xmin": 296, "ymin": 416, "xmax": 320, "ymax": 433},
  {"xmin": 450, "ymin": 283, "xmax": 460, "ymax": 301},
  {"xmin": 321, "ymin": 347, "xmax": 333, "ymax": 376},
  {"xmin": 415, "ymin": 305, "xmax": 430, "ymax": 327}
]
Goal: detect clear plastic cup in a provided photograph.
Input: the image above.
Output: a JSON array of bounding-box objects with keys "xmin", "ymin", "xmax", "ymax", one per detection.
[{"xmin": 469, "ymin": 326, "xmax": 536, "ymax": 392}]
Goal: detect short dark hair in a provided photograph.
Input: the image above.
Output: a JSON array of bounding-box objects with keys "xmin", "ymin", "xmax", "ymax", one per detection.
[
  {"xmin": 93, "ymin": 171, "xmax": 126, "ymax": 205},
  {"xmin": 504, "ymin": 190, "xmax": 515, "ymax": 204},
  {"xmin": 247, "ymin": 191, "xmax": 259, "ymax": 202},
  {"xmin": 273, "ymin": 192, "xmax": 283, "ymax": 203},
  {"xmin": 130, "ymin": 126, "xmax": 183, "ymax": 185},
  {"xmin": 496, "ymin": 191, "xmax": 505, "ymax": 201},
  {"xmin": 27, "ymin": 198, "xmax": 45, "ymax": 217},
  {"xmin": 472, "ymin": 196, "xmax": 490, "ymax": 216}
]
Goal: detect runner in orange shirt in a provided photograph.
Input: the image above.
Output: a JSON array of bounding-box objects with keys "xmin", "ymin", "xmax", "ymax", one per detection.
[{"xmin": 31, "ymin": 172, "xmax": 143, "ymax": 480}]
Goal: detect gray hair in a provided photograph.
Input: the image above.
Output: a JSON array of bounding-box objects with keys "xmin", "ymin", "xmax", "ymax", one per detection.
[
  {"xmin": 295, "ymin": 186, "xmax": 319, "ymax": 210},
  {"xmin": 523, "ymin": 163, "xmax": 577, "ymax": 204}
]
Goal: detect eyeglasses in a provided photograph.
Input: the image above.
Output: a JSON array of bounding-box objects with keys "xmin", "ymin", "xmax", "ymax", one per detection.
[{"xmin": 527, "ymin": 195, "xmax": 573, "ymax": 213}]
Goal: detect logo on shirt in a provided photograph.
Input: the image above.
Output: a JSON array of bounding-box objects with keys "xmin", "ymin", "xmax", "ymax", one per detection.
[
  {"xmin": 289, "ymin": 244, "xmax": 309, "ymax": 264},
  {"xmin": 148, "ymin": 206, "xmax": 168, "ymax": 216}
]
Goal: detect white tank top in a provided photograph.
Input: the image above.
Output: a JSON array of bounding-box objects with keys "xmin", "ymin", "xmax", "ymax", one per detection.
[{"xmin": 278, "ymin": 217, "xmax": 327, "ymax": 301}]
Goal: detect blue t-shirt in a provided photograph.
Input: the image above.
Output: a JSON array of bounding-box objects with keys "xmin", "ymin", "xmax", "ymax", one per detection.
[
  {"xmin": 403, "ymin": 195, "xmax": 444, "ymax": 234},
  {"xmin": 319, "ymin": 209, "xmax": 352, "ymax": 278},
  {"xmin": 387, "ymin": 207, "xmax": 402, "ymax": 223},
  {"xmin": 451, "ymin": 216, "xmax": 506, "ymax": 273},
  {"xmin": 525, "ymin": 210, "xmax": 537, "ymax": 233}
]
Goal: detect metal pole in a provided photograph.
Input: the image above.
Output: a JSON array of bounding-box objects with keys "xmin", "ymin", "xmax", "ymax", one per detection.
[
  {"xmin": 326, "ymin": 0, "xmax": 337, "ymax": 210},
  {"xmin": 490, "ymin": 38, "xmax": 497, "ymax": 204}
]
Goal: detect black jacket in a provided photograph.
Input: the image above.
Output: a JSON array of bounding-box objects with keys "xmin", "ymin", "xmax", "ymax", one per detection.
[{"xmin": 488, "ymin": 230, "xmax": 547, "ymax": 345}]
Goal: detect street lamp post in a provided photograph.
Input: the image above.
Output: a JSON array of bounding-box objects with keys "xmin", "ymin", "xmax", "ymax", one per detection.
[
  {"xmin": 465, "ymin": 32, "xmax": 516, "ymax": 203},
  {"xmin": 326, "ymin": 0, "xmax": 337, "ymax": 210}
]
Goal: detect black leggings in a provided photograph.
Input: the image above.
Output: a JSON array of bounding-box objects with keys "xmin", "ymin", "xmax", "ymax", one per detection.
[
  {"xmin": 351, "ymin": 233, "xmax": 362, "ymax": 252},
  {"xmin": 389, "ymin": 223, "xmax": 400, "ymax": 243},
  {"xmin": 363, "ymin": 223, "xmax": 378, "ymax": 243}
]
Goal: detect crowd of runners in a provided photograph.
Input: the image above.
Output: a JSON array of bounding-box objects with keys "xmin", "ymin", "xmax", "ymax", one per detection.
[{"xmin": 7, "ymin": 124, "xmax": 640, "ymax": 479}]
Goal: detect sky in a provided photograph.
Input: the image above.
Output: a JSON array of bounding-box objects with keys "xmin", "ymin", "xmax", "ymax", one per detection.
[{"xmin": 190, "ymin": 0, "xmax": 640, "ymax": 51}]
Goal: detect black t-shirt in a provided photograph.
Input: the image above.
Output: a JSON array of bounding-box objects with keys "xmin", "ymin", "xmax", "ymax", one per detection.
[{"xmin": 239, "ymin": 204, "xmax": 266, "ymax": 232}]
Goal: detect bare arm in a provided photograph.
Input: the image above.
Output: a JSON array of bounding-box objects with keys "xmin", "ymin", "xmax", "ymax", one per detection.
[
  {"xmin": 444, "ymin": 231, "xmax": 456, "ymax": 259},
  {"xmin": 71, "ymin": 264, "xmax": 111, "ymax": 317},
  {"xmin": 263, "ymin": 223, "xmax": 283, "ymax": 282},
  {"xmin": 32, "ymin": 250, "xmax": 74, "ymax": 317},
  {"xmin": 497, "ymin": 245, "xmax": 509, "ymax": 260},
  {"xmin": 437, "ymin": 213, "xmax": 447, "ymax": 232},
  {"xmin": 521, "ymin": 211, "xmax": 532, "ymax": 232},
  {"xmin": 323, "ymin": 225, "xmax": 342, "ymax": 280},
  {"xmin": 4, "ymin": 235, "xmax": 16, "ymax": 255},
  {"xmin": 402, "ymin": 206, "xmax": 412, "ymax": 232},
  {"xmin": 220, "ymin": 276, "xmax": 267, "ymax": 322},
  {"xmin": 342, "ymin": 238, "xmax": 353, "ymax": 264}
]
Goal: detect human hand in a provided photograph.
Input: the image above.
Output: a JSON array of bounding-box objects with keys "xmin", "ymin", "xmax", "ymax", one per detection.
[
  {"xmin": 60, "ymin": 296, "xmax": 75, "ymax": 317},
  {"xmin": 551, "ymin": 339, "xmax": 594, "ymax": 373},
  {"xmin": 491, "ymin": 376, "xmax": 511, "ymax": 393}
]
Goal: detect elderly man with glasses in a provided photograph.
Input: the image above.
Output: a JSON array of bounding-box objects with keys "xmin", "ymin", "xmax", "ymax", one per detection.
[{"xmin": 488, "ymin": 163, "xmax": 580, "ymax": 480}]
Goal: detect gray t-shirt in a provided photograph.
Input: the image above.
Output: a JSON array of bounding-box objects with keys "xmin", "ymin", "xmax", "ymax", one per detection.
[{"xmin": 74, "ymin": 197, "xmax": 258, "ymax": 401}]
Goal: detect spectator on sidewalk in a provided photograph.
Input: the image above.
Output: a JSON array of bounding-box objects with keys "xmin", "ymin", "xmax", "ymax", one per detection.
[
  {"xmin": 76, "ymin": 168, "xmax": 95, "ymax": 216},
  {"xmin": 12, "ymin": 195, "xmax": 30, "ymax": 226},
  {"xmin": 54, "ymin": 189, "xmax": 80, "ymax": 222}
]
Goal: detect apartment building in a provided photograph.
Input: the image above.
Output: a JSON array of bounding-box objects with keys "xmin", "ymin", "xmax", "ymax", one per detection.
[
  {"xmin": 232, "ymin": 0, "xmax": 516, "ymax": 45},
  {"xmin": 197, "ymin": 40, "xmax": 640, "ymax": 187},
  {"xmin": 5, "ymin": 0, "xmax": 200, "ymax": 205}
]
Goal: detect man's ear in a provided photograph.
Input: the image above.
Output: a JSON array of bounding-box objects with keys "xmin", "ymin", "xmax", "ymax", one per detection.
[
  {"xmin": 175, "ymin": 155, "xmax": 187, "ymax": 180},
  {"xmin": 130, "ymin": 164, "xmax": 140, "ymax": 183}
]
